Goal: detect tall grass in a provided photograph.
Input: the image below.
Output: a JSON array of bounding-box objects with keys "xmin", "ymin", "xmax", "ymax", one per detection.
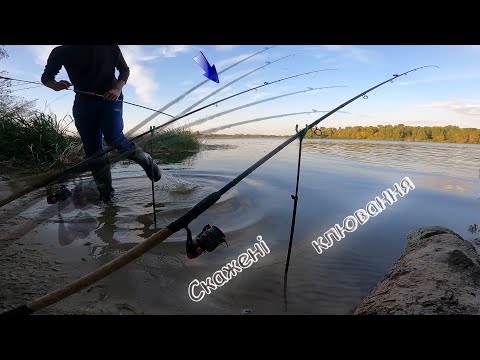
[
  {"xmin": 0, "ymin": 110, "xmax": 83, "ymax": 175},
  {"xmin": 151, "ymin": 128, "xmax": 201, "ymax": 152},
  {"xmin": 138, "ymin": 127, "xmax": 203, "ymax": 164},
  {"xmin": 0, "ymin": 109, "xmax": 203, "ymax": 175}
]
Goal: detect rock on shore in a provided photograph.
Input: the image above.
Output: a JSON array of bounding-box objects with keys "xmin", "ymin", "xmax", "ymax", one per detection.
[{"xmin": 354, "ymin": 226, "xmax": 480, "ymax": 315}]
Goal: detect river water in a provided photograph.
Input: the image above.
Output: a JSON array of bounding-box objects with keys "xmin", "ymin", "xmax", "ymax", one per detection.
[{"xmin": 1, "ymin": 138, "xmax": 479, "ymax": 314}]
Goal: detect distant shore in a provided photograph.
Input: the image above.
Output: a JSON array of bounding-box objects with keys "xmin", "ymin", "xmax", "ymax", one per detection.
[
  {"xmin": 197, "ymin": 133, "xmax": 480, "ymax": 144},
  {"xmin": 196, "ymin": 124, "xmax": 480, "ymax": 144}
]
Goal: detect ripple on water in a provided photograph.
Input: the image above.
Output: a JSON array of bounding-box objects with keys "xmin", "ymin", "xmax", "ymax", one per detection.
[{"xmin": 24, "ymin": 168, "xmax": 267, "ymax": 251}]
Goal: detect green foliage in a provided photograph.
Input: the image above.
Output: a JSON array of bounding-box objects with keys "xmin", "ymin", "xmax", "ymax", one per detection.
[
  {"xmin": 0, "ymin": 111, "xmax": 204, "ymax": 175},
  {"xmin": 0, "ymin": 109, "xmax": 83, "ymax": 174},
  {"xmin": 305, "ymin": 124, "xmax": 480, "ymax": 144},
  {"xmin": 139, "ymin": 128, "xmax": 203, "ymax": 164},
  {"xmin": 152, "ymin": 128, "xmax": 201, "ymax": 153}
]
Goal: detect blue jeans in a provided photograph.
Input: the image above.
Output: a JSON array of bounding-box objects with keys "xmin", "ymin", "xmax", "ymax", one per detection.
[{"xmin": 73, "ymin": 95, "xmax": 134, "ymax": 158}]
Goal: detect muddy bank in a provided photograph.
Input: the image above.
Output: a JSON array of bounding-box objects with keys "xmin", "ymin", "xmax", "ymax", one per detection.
[{"xmin": 354, "ymin": 226, "xmax": 480, "ymax": 315}]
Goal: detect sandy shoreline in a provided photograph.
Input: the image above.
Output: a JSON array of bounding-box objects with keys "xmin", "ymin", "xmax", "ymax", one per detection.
[
  {"xmin": 1, "ymin": 178, "xmax": 173, "ymax": 315},
  {"xmin": 0, "ymin": 176, "xmax": 282, "ymax": 315}
]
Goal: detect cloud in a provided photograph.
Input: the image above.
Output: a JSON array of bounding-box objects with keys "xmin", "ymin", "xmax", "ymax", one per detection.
[
  {"xmin": 188, "ymin": 84, "xmax": 236, "ymax": 103},
  {"xmin": 219, "ymin": 69, "xmax": 254, "ymax": 83},
  {"xmin": 180, "ymin": 79, "xmax": 194, "ymax": 86},
  {"xmin": 154, "ymin": 45, "xmax": 192, "ymax": 58},
  {"xmin": 138, "ymin": 45, "xmax": 195, "ymax": 62},
  {"xmin": 314, "ymin": 53, "xmax": 339, "ymax": 65},
  {"xmin": 394, "ymin": 79, "xmax": 433, "ymax": 86},
  {"xmin": 215, "ymin": 53, "xmax": 265, "ymax": 69},
  {"xmin": 250, "ymin": 91, "xmax": 275, "ymax": 101},
  {"xmin": 419, "ymin": 99, "xmax": 480, "ymax": 116},
  {"xmin": 215, "ymin": 45, "xmax": 239, "ymax": 51},
  {"xmin": 322, "ymin": 45, "xmax": 372, "ymax": 63},
  {"xmin": 120, "ymin": 45, "xmax": 158, "ymax": 104},
  {"xmin": 187, "ymin": 84, "xmax": 222, "ymax": 102},
  {"xmin": 29, "ymin": 45, "xmax": 58, "ymax": 65}
]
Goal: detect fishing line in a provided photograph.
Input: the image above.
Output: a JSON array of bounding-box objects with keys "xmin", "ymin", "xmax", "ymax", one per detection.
[
  {"xmin": 8, "ymin": 85, "xmax": 43, "ymax": 92},
  {"xmin": 46, "ymin": 92, "xmax": 70, "ymax": 107}
]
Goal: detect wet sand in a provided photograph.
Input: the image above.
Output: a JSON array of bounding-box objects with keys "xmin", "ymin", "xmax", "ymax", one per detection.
[{"xmin": 0, "ymin": 173, "xmax": 285, "ymax": 315}]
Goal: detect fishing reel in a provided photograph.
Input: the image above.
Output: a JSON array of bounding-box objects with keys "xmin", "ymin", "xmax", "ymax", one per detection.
[
  {"xmin": 46, "ymin": 185, "xmax": 72, "ymax": 204},
  {"xmin": 186, "ymin": 224, "xmax": 227, "ymax": 259}
]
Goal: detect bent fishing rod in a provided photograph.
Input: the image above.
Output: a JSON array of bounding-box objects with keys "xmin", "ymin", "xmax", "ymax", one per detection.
[
  {"xmin": 124, "ymin": 45, "xmax": 278, "ymax": 136},
  {"xmin": 0, "ymin": 65, "xmax": 438, "ymax": 316},
  {"xmin": 174, "ymin": 53, "xmax": 298, "ymax": 118},
  {"xmin": 0, "ymin": 69, "xmax": 335, "ymax": 208}
]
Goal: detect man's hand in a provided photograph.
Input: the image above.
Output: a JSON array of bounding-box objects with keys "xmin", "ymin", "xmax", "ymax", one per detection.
[
  {"xmin": 45, "ymin": 79, "xmax": 72, "ymax": 91},
  {"xmin": 103, "ymin": 80, "xmax": 125, "ymax": 101},
  {"xmin": 103, "ymin": 87, "xmax": 121, "ymax": 101}
]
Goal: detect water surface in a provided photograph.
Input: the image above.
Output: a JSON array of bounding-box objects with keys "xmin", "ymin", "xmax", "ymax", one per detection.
[{"xmin": 2, "ymin": 138, "xmax": 479, "ymax": 314}]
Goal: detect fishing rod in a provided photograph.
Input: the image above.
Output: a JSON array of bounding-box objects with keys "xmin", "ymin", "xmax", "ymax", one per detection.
[
  {"xmin": 200, "ymin": 110, "xmax": 349, "ymax": 134},
  {"xmin": 284, "ymin": 124, "xmax": 308, "ymax": 310},
  {"xmin": 125, "ymin": 45, "xmax": 278, "ymax": 136},
  {"xmin": 174, "ymin": 53, "xmax": 303, "ymax": 117},
  {"xmin": 0, "ymin": 69, "xmax": 331, "ymax": 208},
  {"xmin": 184, "ymin": 86, "xmax": 347, "ymax": 129},
  {"xmin": 0, "ymin": 65, "xmax": 438, "ymax": 316},
  {"xmin": 0, "ymin": 75, "xmax": 175, "ymax": 118}
]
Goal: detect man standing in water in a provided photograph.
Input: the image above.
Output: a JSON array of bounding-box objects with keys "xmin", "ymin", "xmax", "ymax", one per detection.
[{"xmin": 41, "ymin": 45, "xmax": 161, "ymax": 202}]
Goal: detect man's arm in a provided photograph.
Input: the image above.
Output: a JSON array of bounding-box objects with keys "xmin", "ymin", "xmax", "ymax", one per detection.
[
  {"xmin": 41, "ymin": 47, "xmax": 71, "ymax": 91},
  {"xmin": 116, "ymin": 46, "xmax": 130, "ymax": 84},
  {"xmin": 103, "ymin": 46, "xmax": 130, "ymax": 101}
]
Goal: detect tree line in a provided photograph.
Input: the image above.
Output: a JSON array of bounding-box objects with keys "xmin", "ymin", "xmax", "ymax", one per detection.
[
  {"xmin": 305, "ymin": 124, "xmax": 480, "ymax": 144},
  {"xmin": 198, "ymin": 124, "xmax": 480, "ymax": 144}
]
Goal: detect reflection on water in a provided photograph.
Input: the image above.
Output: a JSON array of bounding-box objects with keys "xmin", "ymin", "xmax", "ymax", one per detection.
[
  {"xmin": 136, "ymin": 213, "xmax": 160, "ymax": 239},
  {"xmin": 58, "ymin": 211, "xmax": 97, "ymax": 246},
  {"xmin": 152, "ymin": 150, "xmax": 200, "ymax": 166},
  {"xmin": 302, "ymin": 139, "xmax": 480, "ymax": 181},
  {"xmin": 3, "ymin": 138, "xmax": 480, "ymax": 314},
  {"xmin": 95, "ymin": 205, "xmax": 121, "ymax": 244}
]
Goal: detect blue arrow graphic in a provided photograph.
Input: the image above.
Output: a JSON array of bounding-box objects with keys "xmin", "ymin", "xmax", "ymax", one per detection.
[{"xmin": 193, "ymin": 51, "xmax": 219, "ymax": 83}]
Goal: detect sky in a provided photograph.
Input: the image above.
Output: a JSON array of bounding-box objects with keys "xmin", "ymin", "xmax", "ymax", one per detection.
[{"xmin": 1, "ymin": 45, "xmax": 480, "ymax": 135}]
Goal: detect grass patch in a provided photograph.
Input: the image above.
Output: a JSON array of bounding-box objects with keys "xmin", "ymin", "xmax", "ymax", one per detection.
[
  {"xmin": 0, "ymin": 109, "xmax": 83, "ymax": 175},
  {"xmin": 140, "ymin": 127, "xmax": 203, "ymax": 164},
  {"xmin": 0, "ymin": 110, "xmax": 204, "ymax": 176}
]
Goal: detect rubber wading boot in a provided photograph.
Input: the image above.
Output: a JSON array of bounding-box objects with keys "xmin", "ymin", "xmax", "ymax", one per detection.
[
  {"xmin": 126, "ymin": 144, "xmax": 161, "ymax": 182},
  {"xmin": 89, "ymin": 157, "xmax": 115, "ymax": 202}
]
